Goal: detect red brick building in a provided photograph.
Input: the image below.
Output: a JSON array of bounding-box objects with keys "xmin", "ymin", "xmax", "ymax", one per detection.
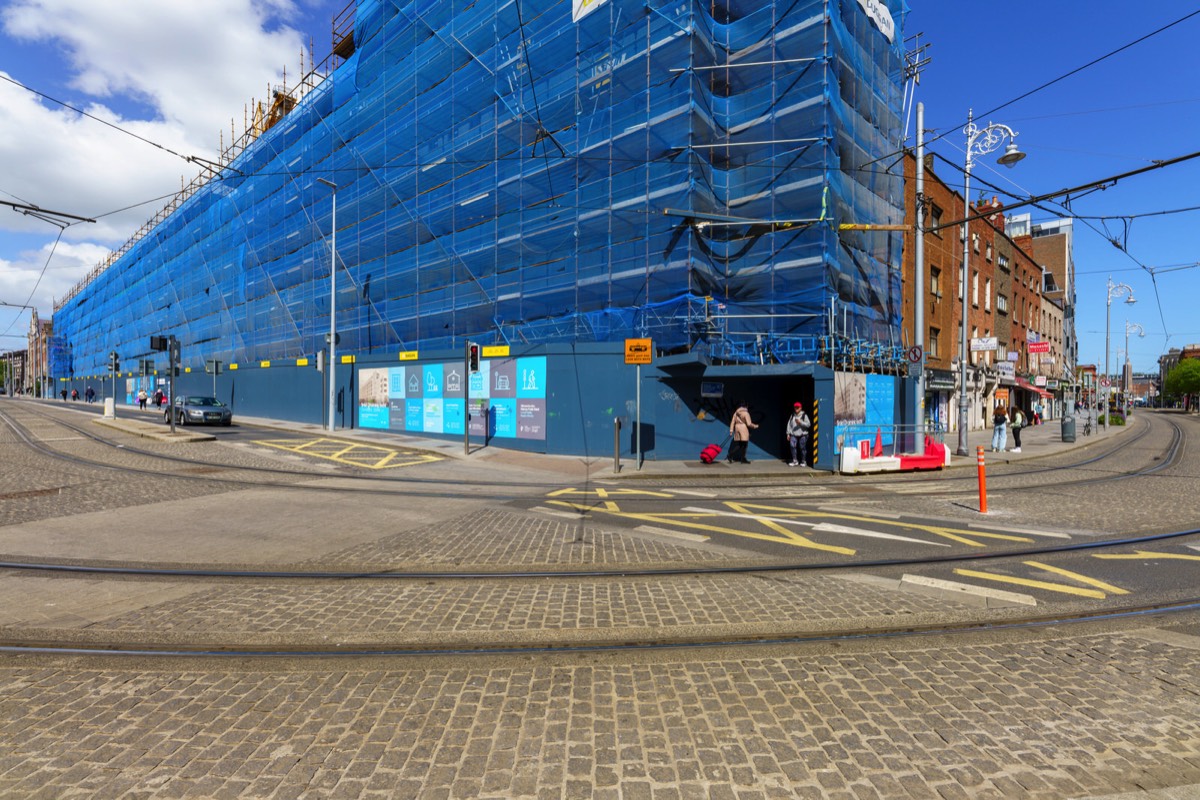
[{"xmin": 902, "ymin": 154, "xmax": 1049, "ymax": 433}]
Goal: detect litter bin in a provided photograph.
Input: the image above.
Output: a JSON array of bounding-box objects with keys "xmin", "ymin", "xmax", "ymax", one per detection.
[{"xmin": 1061, "ymin": 415, "xmax": 1076, "ymax": 443}]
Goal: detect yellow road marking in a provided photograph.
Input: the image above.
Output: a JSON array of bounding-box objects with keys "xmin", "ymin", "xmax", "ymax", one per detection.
[
  {"xmin": 689, "ymin": 503, "xmax": 1033, "ymax": 548},
  {"xmin": 545, "ymin": 501, "xmax": 856, "ymax": 555},
  {"xmin": 953, "ymin": 569, "xmax": 1107, "ymax": 599},
  {"xmin": 546, "ymin": 488, "xmax": 675, "ymax": 498},
  {"xmin": 1023, "ymin": 561, "xmax": 1128, "ymax": 595},
  {"xmin": 1094, "ymin": 551, "xmax": 1200, "ymax": 561},
  {"xmin": 254, "ymin": 438, "xmax": 440, "ymax": 469}
]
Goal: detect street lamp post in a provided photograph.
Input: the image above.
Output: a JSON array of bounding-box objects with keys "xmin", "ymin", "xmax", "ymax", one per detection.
[
  {"xmin": 956, "ymin": 110, "xmax": 1025, "ymax": 456},
  {"xmin": 1123, "ymin": 320, "xmax": 1145, "ymax": 412},
  {"xmin": 316, "ymin": 178, "xmax": 337, "ymax": 432},
  {"xmin": 1104, "ymin": 277, "xmax": 1135, "ymax": 432}
]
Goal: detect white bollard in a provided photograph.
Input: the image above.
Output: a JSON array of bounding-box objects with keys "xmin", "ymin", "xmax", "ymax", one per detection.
[{"xmin": 103, "ymin": 398, "xmax": 115, "ymax": 419}]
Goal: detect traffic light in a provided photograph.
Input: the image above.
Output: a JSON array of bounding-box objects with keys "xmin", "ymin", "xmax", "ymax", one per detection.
[
  {"xmin": 109, "ymin": 351, "xmax": 119, "ymax": 372},
  {"xmin": 468, "ymin": 343, "xmax": 480, "ymax": 373}
]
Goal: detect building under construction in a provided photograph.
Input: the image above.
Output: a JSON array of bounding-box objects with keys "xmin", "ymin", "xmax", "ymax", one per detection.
[{"xmin": 51, "ymin": 0, "xmax": 910, "ymax": 464}]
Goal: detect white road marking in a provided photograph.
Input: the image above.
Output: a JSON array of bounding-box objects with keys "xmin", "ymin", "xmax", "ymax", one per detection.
[
  {"xmin": 966, "ymin": 523, "xmax": 1071, "ymax": 539},
  {"xmin": 634, "ymin": 525, "xmax": 710, "ymax": 542},
  {"xmin": 531, "ymin": 506, "xmax": 584, "ymax": 520},
  {"xmin": 810, "ymin": 522, "xmax": 951, "ymax": 547},
  {"xmin": 667, "ymin": 489, "xmax": 719, "ymax": 497}
]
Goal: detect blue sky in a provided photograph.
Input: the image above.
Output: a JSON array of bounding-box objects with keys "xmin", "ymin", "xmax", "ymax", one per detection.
[
  {"xmin": 2, "ymin": 0, "xmax": 1197, "ymax": 381},
  {"xmin": 906, "ymin": 4, "xmax": 1200, "ymax": 377}
]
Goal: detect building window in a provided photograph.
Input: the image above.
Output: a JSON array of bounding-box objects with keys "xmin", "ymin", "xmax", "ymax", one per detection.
[
  {"xmin": 930, "ymin": 205, "xmax": 943, "ymax": 235},
  {"xmin": 958, "ymin": 265, "xmax": 965, "ymax": 300},
  {"xmin": 998, "ymin": 255, "xmax": 1009, "ymax": 271},
  {"xmin": 972, "ymin": 271, "xmax": 979, "ymax": 306},
  {"xmin": 929, "ymin": 327, "xmax": 940, "ymax": 358},
  {"xmin": 972, "ymin": 232, "xmax": 980, "ymax": 254},
  {"xmin": 985, "ymin": 278, "xmax": 992, "ymax": 311},
  {"xmin": 997, "ymin": 294, "xmax": 1008, "ymax": 313},
  {"xmin": 930, "ymin": 267, "xmax": 941, "ymax": 298}
]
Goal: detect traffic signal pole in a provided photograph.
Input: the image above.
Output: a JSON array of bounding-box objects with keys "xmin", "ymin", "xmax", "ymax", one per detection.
[{"xmin": 464, "ymin": 341, "xmax": 471, "ymax": 455}]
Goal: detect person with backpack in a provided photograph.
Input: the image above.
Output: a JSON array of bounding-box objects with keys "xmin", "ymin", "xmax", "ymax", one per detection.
[
  {"xmin": 785, "ymin": 401, "xmax": 811, "ymax": 467},
  {"xmin": 1010, "ymin": 407, "xmax": 1026, "ymax": 453}
]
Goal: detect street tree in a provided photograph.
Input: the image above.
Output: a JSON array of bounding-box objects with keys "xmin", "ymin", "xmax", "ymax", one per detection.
[{"xmin": 1165, "ymin": 359, "xmax": 1200, "ymax": 410}]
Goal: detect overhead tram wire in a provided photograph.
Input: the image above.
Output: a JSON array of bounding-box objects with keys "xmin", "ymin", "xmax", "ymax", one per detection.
[
  {"xmin": 0, "ymin": 74, "xmax": 216, "ymax": 170},
  {"xmin": 931, "ymin": 150, "xmax": 1178, "ymax": 342},
  {"xmin": 857, "ymin": 8, "xmax": 1200, "ymax": 175}
]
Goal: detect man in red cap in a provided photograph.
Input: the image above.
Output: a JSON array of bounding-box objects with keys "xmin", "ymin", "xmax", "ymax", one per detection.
[{"xmin": 786, "ymin": 401, "xmax": 811, "ymax": 467}]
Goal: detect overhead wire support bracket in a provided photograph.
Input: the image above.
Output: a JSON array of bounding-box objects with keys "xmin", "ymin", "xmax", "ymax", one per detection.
[{"xmin": 1, "ymin": 200, "xmax": 95, "ymax": 225}]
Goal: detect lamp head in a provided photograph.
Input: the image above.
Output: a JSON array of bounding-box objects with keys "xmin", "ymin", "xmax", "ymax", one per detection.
[
  {"xmin": 1124, "ymin": 296, "xmax": 1137, "ymax": 305},
  {"xmin": 997, "ymin": 142, "xmax": 1026, "ymax": 168}
]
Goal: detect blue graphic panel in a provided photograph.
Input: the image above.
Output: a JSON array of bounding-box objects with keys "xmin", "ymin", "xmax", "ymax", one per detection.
[
  {"xmin": 443, "ymin": 398, "xmax": 465, "ymax": 435},
  {"xmin": 491, "ymin": 398, "xmax": 517, "ymax": 438},
  {"xmin": 865, "ymin": 374, "xmax": 896, "ymax": 446}
]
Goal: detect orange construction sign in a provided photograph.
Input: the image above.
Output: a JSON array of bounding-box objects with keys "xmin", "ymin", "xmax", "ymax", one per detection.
[{"xmin": 624, "ymin": 338, "xmax": 652, "ymax": 365}]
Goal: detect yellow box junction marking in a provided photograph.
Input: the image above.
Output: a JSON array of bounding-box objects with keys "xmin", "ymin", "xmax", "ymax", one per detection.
[
  {"xmin": 541, "ymin": 495, "xmax": 1040, "ymax": 556},
  {"xmin": 1094, "ymin": 550, "xmax": 1200, "ymax": 561},
  {"xmin": 952, "ymin": 562, "xmax": 1126, "ymax": 600},
  {"xmin": 1023, "ymin": 561, "xmax": 1128, "ymax": 595},
  {"xmin": 254, "ymin": 438, "xmax": 441, "ymax": 469}
]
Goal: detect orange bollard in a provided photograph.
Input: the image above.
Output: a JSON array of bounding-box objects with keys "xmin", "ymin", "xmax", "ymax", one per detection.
[{"xmin": 976, "ymin": 445, "xmax": 988, "ymax": 513}]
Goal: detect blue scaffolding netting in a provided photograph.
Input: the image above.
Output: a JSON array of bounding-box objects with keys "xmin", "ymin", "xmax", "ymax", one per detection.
[{"xmin": 52, "ymin": 0, "xmax": 908, "ymax": 378}]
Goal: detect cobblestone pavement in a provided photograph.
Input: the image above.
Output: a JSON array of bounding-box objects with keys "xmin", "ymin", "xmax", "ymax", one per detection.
[
  {"xmin": 2, "ymin": 400, "xmax": 1200, "ymax": 798},
  {"xmin": 2, "ymin": 627, "xmax": 1200, "ymax": 799}
]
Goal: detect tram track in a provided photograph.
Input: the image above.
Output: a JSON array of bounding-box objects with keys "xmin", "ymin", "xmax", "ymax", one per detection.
[
  {"xmin": 1, "ymin": 403, "xmax": 1186, "ymax": 501},
  {"xmin": 1, "ymin": 404, "xmax": 1198, "ymax": 663},
  {"xmin": 1, "ymin": 589, "xmax": 1197, "ymax": 660}
]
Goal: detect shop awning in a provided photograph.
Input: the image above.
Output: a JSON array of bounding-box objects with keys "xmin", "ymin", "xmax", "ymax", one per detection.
[{"xmin": 1016, "ymin": 377, "xmax": 1054, "ymax": 399}]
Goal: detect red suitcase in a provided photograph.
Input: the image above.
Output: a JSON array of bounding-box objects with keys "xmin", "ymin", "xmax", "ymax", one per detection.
[{"xmin": 700, "ymin": 442, "xmax": 723, "ymax": 463}]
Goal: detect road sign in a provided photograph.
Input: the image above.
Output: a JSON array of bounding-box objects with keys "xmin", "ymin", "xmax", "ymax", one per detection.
[
  {"xmin": 906, "ymin": 345, "xmax": 923, "ymax": 363},
  {"xmin": 624, "ymin": 338, "xmax": 652, "ymax": 365},
  {"xmin": 1100, "ymin": 378, "xmax": 1111, "ymax": 387}
]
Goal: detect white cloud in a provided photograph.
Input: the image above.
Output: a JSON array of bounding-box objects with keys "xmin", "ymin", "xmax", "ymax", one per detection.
[{"xmin": 0, "ymin": 0, "xmax": 315, "ymax": 320}]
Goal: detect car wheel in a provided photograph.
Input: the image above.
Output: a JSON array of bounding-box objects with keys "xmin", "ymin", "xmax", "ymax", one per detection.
[{"xmin": 178, "ymin": 412, "xmax": 187, "ymax": 426}]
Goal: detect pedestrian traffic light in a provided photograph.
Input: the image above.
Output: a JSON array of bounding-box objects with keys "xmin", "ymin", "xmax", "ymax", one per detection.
[
  {"xmin": 109, "ymin": 351, "xmax": 119, "ymax": 372},
  {"xmin": 468, "ymin": 343, "xmax": 480, "ymax": 373}
]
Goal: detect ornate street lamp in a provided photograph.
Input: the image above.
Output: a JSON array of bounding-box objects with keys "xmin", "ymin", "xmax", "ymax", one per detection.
[
  {"xmin": 317, "ymin": 178, "xmax": 338, "ymax": 431},
  {"xmin": 956, "ymin": 110, "xmax": 1025, "ymax": 456},
  {"xmin": 1124, "ymin": 319, "xmax": 1145, "ymax": 413},
  {"xmin": 1104, "ymin": 278, "xmax": 1135, "ymax": 431}
]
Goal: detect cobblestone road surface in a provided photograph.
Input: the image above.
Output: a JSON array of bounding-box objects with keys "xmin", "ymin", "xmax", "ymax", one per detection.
[{"xmin": 2, "ymin": 401, "xmax": 1199, "ymax": 798}]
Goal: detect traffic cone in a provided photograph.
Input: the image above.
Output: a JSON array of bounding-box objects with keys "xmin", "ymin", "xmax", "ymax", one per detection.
[{"xmin": 873, "ymin": 427, "xmax": 883, "ymax": 457}]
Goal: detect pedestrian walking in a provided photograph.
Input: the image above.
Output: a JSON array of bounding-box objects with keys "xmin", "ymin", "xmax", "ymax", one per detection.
[
  {"xmin": 785, "ymin": 401, "xmax": 811, "ymax": 467},
  {"xmin": 85, "ymin": 386, "xmax": 94, "ymax": 403},
  {"xmin": 727, "ymin": 400, "xmax": 758, "ymax": 464},
  {"xmin": 138, "ymin": 388, "xmax": 148, "ymax": 410},
  {"xmin": 154, "ymin": 388, "xmax": 164, "ymax": 408},
  {"xmin": 1010, "ymin": 407, "xmax": 1025, "ymax": 453},
  {"xmin": 60, "ymin": 388, "xmax": 67, "ymax": 402},
  {"xmin": 71, "ymin": 388, "xmax": 78, "ymax": 401},
  {"xmin": 991, "ymin": 404, "xmax": 1008, "ymax": 452}
]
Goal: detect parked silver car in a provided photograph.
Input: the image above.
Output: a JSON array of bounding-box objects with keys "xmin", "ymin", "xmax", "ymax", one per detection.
[{"xmin": 166, "ymin": 395, "xmax": 233, "ymax": 426}]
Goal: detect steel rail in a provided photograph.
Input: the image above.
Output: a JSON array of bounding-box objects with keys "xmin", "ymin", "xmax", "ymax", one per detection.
[{"xmin": 1, "ymin": 598, "xmax": 1197, "ymax": 659}]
